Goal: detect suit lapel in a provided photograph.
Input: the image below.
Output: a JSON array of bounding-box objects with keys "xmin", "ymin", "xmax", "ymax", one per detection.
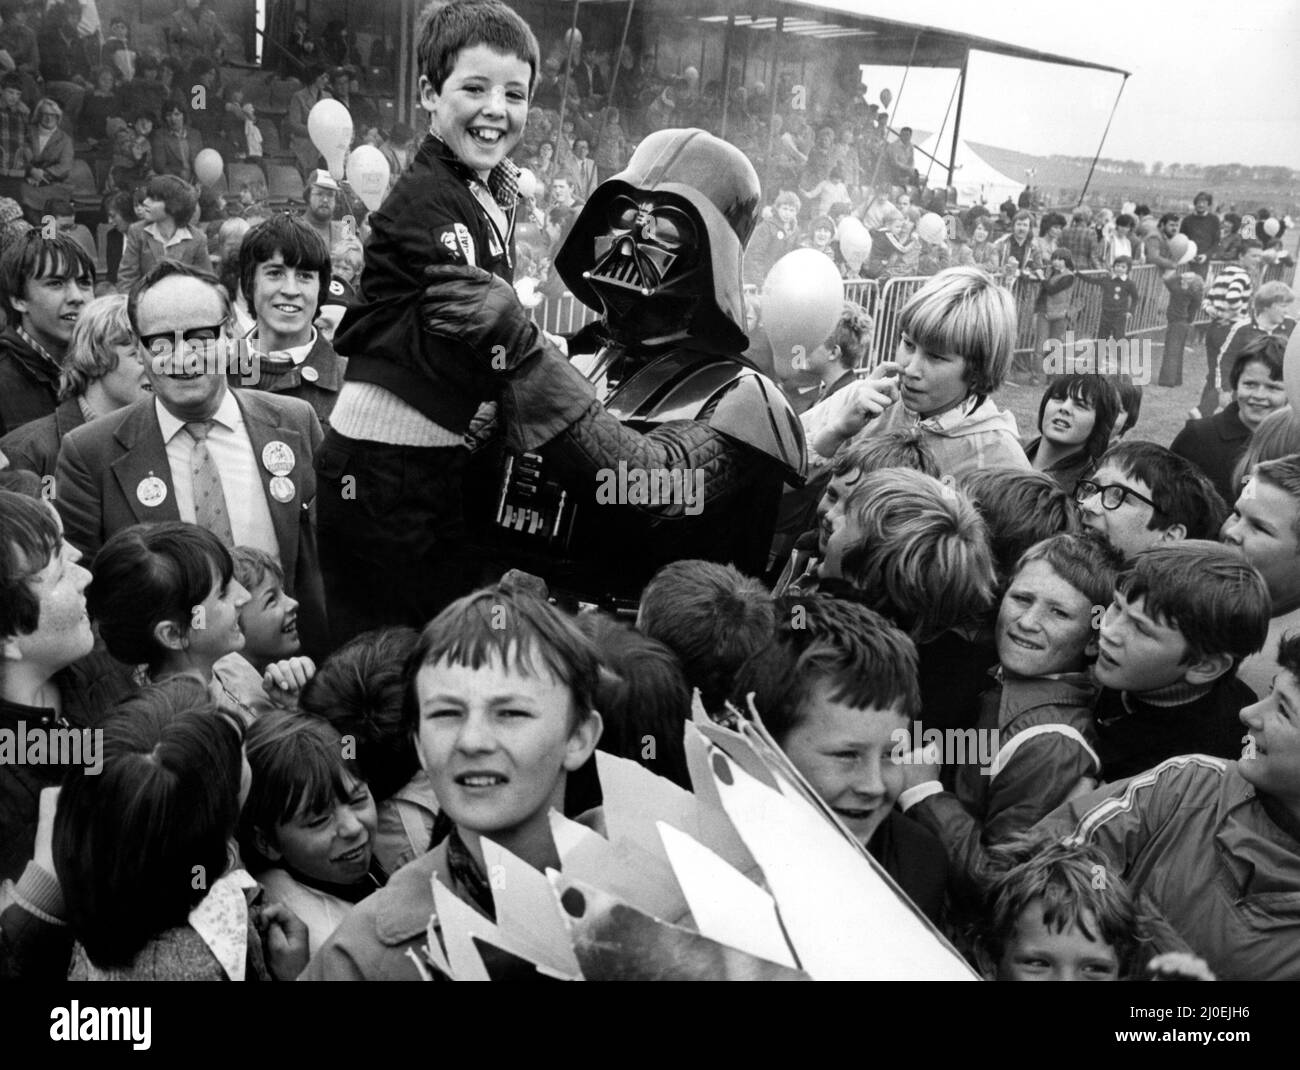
[
  {"xmin": 109, "ymin": 400, "xmax": 180, "ymax": 527},
  {"xmin": 236, "ymin": 392, "xmax": 303, "ymax": 584},
  {"xmin": 109, "ymin": 400, "xmax": 181, "ymax": 525}
]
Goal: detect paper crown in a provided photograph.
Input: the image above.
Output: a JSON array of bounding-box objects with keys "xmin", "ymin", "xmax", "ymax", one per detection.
[{"xmin": 412, "ymin": 699, "xmax": 977, "ymax": 982}]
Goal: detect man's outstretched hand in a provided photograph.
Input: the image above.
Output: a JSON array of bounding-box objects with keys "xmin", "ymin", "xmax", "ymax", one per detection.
[{"xmin": 421, "ymin": 263, "xmax": 539, "ymax": 372}]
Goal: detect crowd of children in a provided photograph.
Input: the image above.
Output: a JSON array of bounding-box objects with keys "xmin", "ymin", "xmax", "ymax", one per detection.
[{"xmin": 0, "ymin": 0, "xmax": 1299, "ymax": 985}]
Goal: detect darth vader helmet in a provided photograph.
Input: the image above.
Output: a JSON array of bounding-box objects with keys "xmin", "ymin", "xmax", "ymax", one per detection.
[{"xmin": 556, "ymin": 128, "xmax": 760, "ymax": 352}]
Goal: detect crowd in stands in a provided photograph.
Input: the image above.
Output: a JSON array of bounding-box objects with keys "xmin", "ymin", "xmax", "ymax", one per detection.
[{"xmin": 1, "ymin": 0, "xmax": 1299, "ymax": 985}]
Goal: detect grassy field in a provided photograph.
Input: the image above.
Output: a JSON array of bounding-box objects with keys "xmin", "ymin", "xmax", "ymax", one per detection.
[{"xmin": 995, "ymin": 332, "xmax": 1205, "ymax": 451}]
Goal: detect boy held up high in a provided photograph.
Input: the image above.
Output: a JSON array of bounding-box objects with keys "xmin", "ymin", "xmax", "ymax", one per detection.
[{"xmin": 318, "ymin": 0, "xmax": 543, "ymax": 647}]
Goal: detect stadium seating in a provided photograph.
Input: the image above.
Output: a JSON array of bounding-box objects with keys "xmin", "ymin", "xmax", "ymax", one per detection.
[
  {"xmin": 227, "ymin": 160, "xmax": 267, "ymax": 200},
  {"xmin": 265, "ymin": 162, "xmax": 304, "ymax": 207}
]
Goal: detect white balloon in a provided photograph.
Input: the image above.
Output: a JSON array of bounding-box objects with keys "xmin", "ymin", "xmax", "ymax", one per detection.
[
  {"xmin": 837, "ymin": 217, "xmax": 872, "ymax": 274},
  {"xmin": 760, "ymin": 249, "xmax": 844, "ymax": 381},
  {"xmin": 345, "ymin": 145, "xmax": 391, "ymax": 213},
  {"xmin": 517, "ymin": 167, "xmax": 538, "ymax": 201},
  {"xmin": 194, "ymin": 148, "xmax": 224, "ymax": 187},
  {"xmin": 308, "ymin": 99, "xmax": 354, "ymax": 181},
  {"xmin": 917, "ymin": 212, "xmax": 946, "ymax": 245}
]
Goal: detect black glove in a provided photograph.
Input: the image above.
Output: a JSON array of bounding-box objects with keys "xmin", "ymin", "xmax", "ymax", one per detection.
[{"xmin": 421, "ymin": 263, "xmax": 541, "ymax": 373}]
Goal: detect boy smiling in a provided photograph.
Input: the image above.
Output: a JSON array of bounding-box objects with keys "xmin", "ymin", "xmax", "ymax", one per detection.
[
  {"xmin": 0, "ymin": 231, "xmax": 95, "ymax": 436},
  {"xmin": 319, "ymin": 0, "xmax": 541, "ymax": 647},
  {"xmin": 731, "ymin": 593, "xmax": 948, "ymax": 923},
  {"xmin": 238, "ymin": 214, "xmax": 346, "ymax": 428},
  {"xmin": 302, "ymin": 587, "xmax": 603, "ymax": 980},
  {"xmin": 898, "ymin": 535, "xmax": 1122, "ymax": 896},
  {"xmin": 1038, "ymin": 634, "xmax": 1300, "ymax": 980}
]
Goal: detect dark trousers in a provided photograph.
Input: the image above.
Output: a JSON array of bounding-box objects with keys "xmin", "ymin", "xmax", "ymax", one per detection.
[
  {"xmin": 106, "ymin": 227, "xmax": 124, "ymax": 284},
  {"xmin": 314, "ymin": 429, "xmax": 482, "ymax": 649},
  {"xmin": 1201, "ymin": 320, "xmax": 1233, "ymax": 417},
  {"xmin": 1158, "ymin": 288, "xmax": 1192, "ymax": 387},
  {"xmin": 1097, "ymin": 310, "xmax": 1128, "ymax": 341}
]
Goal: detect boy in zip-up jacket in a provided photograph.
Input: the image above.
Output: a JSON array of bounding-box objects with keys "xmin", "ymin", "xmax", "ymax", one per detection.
[
  {"xmin": 897, "ymin": 534, "xmax": 1122, "ymax": 900},
  {"xmin": 1035, "ymin": 633, "xmax": 1300, "ymax": 980},
  {"xmin": 317, "ymin": 1, "xmax": 542, "ymax": 647}
]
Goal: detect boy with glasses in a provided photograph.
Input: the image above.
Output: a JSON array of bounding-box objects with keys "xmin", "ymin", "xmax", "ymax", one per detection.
[{"xmin": 1074, "ymin": 440, "xmax": 1227, "ymax": 561}]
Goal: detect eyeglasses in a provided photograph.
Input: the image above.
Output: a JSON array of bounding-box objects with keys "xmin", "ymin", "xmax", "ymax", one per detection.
[
  {"xmin": 138, "ymin": 323, "xmax": 227, "ymax": 361},
  {"xmin": 1074, "ymin": 479, "xmax": 1156, "ymax": 511}
]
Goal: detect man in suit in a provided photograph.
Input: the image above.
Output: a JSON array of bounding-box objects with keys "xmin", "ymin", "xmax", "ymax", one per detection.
[{"xmin": 54, "ymin": 261, "xmax": 328, "ymax": 656}]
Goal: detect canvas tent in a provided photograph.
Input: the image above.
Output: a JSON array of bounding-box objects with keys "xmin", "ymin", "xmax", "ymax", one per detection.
[{"xmin": 913, "ymin": 134, "xmax": 1022, "ymax": 208}]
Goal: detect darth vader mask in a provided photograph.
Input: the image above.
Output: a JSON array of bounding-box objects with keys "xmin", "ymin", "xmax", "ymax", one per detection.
[
  {"xmin": 583, "ymin": 192, "xmax": 704, "ymax": 331},
  {"xmin": 556, "ymin": 128, "xmax": 760, "ymax": 355}
]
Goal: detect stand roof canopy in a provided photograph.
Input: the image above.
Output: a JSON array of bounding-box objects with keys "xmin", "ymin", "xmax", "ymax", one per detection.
[{"xmin": 536, "ymin": 0, "xmax": 1130, "ymax": 77}]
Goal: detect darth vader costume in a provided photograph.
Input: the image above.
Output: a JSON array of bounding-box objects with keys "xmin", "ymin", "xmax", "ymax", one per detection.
[{"xmin": 429, "ymin": 128, "xmax": 806, "ymax": 608}]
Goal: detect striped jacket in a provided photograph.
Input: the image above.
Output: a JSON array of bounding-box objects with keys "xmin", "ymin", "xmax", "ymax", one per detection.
[
  {"xmin": 1040, "ymin": 755, "xmax": 1300, "ymax": 981},
  {"xmin": 1202, "ymin": 263, "xmax": 1254, "ymax": 324},
  {"xmin": 903, "ymin": 670, "xmax": 1100, "ymax": 899}
]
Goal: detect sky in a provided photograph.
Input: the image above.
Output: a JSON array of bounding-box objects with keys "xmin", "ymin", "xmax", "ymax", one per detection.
[{"xmin": 831, "ymin": 0, "xmax": 1300, "ymax": 170}]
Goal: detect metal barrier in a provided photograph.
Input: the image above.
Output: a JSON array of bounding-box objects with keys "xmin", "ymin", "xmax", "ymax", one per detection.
[
  {"xmin": 842, "ymin": 278, "xmax": 880, "ymax": 316},
  {"xmin": 535, "ymin": 292, "xmax": 601, "ymax": 335},
  {"xmin": 533, "ymin": 259, "xmax": 1296, "ymax": 367}
]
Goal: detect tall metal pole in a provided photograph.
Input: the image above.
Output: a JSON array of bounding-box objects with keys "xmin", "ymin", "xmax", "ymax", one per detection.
[
  {"xmin": 398, "ymin": 0, "xmax": 411, "ymax": 126},
  {"xmin": 946, "ymin": 49, "xmax": 969, "ymax": 188},
  {"xmin": 925, "ymin": 68, "xmax": 960, "ymax": 187},
  {"xmin": 594, "ymin": 0, "xmax": 636, "ymax": 157},
  {"xmin": 763, "ymin": 15, "xmax": 785, "ymax": 200},
  {"xmin": 555, "ymin": 0, "xmax": 582, "ymax": 169},
  {"xmin": 863, "ymin": 29, "xmax": 919, "ymax": 206},
  {"xmin": 719, "ymin": 13, "xmax": 735, "ymax": 139},
  {"xmin": 1078, "ymin": 75, "xmax": 1129, "ymax": 207}
]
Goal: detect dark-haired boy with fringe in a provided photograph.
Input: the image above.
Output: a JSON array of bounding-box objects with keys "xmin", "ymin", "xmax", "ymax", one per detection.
[
  {"xmin": 1089, "ymin": 540, "xmax": 1269, "ymax": 781},
  {"xmin": 0, "ymin": 230, "xmax": 95, "ymax": 435}
]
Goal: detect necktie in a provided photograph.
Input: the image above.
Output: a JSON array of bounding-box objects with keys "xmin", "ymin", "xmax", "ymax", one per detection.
[{"xmin": 185, "ymin": 420, "xmax": 235, "ymax": 546}]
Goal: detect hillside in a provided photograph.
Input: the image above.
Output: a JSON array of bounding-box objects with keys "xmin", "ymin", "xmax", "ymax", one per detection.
[{"xmin": 966, "ymin": 140, "xmax": 1299, "ymax": 214}]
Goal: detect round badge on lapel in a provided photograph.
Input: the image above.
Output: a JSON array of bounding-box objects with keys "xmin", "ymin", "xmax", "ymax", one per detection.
[
  {"xmin": 136, "ymin": 475, "xmax": 168, "ymax": 507},
  {"xmin": 269, "ymin": 475, "xmax": 296, "ymax": 503},
  {"xmin": 301, "ymin": 365, "xmax": 319, "ymax": 383},
  {"xmin": 261, "ymin": 440, "xmax": 295, "ymax": 476}
]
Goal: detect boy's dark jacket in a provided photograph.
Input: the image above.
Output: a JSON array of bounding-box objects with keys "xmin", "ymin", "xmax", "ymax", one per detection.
[
  {"xmin": 0, "ymin": 327, "xmax": 60, "ymax": 438},
  {"xmin": 333, "ymin": 135, "xmax": 515, "ymax": 433},
  {"xmin": 1095, "ymin": 674, "xmax": 1256, "ymax": 782}
]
